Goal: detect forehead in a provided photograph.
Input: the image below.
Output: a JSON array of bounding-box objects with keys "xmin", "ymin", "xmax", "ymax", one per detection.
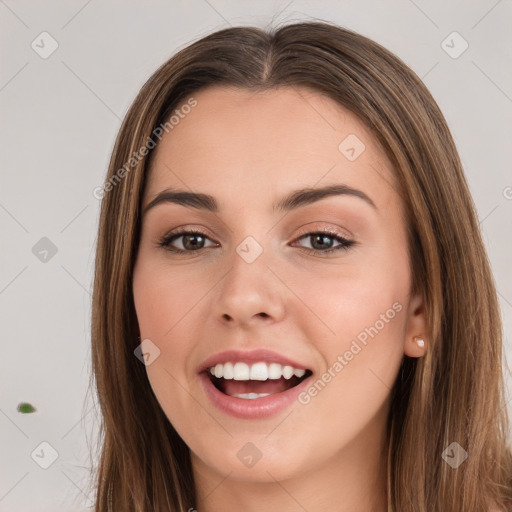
[{"xmin": 144, "ymin": 85, "xmax": 399, "ymax": 212}]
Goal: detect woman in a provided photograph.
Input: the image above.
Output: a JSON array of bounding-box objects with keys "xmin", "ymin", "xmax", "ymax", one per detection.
[{"xmin": 88, "ymin": 20, "xmax": 512, "ymax": 511}]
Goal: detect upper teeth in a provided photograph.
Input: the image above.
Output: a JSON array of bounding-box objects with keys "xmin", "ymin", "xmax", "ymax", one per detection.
[{"xmin": 209, "ymin": 362, "xmax": 306, "ymax": 381}]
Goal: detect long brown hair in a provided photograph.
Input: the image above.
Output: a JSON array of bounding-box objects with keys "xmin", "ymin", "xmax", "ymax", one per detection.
[{"xmin": 87, "ymin": 20, "xmax": 512, "ymax": 511}]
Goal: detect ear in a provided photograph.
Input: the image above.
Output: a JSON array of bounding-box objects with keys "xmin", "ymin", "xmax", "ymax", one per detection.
[{"xmin": 403, "ymin": 291, "xmax": 428, "ymax": 358}]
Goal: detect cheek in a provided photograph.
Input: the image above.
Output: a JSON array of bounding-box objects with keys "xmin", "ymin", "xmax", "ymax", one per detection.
[
  {"xmin": 304, "ymin": 276, "xmax": 406, "ymax": 377},
  {"xmin": 132, "ymin": 258, "xmax": 194, "ymax": 391},
  {"xmin": 132, "ymin": 254, "xmax": 206, "ymax": 340},
  {"xmin": 290, "ymin": 241, "xmax": 410, "ymax": 384},
  {"xmin": 289, "ymin": 274, "xmax": 407, "ymax": 447},
  {"xmin": 132, "ymin": 253, "xmax": 212, "ymax": 385}
]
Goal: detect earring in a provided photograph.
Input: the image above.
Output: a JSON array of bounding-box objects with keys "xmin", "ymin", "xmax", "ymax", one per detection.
[{"xmin": 414, "ymin": 336, "xmax": 425, "ymax": 348}]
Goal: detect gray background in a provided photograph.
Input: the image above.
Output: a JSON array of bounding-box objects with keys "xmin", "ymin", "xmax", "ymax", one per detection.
[{"xmin": 1, "ymin": 1, "xmax": 511, "ymax": 510}]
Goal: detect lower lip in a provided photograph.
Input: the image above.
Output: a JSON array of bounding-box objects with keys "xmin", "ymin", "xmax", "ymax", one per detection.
[{"xmin": 199, "ymin": 371, "xmax": 312, "ymax": 420}]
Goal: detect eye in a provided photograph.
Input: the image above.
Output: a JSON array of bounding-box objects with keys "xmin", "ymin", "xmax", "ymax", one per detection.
[
  {"xmin": 292, "ymin": 230, "xmax": 355, "ymax": 254},
  {"xmin": 157, "ymin": 228, "xmax": 218, "ymax": 253},
  {"xmin": 157, "ymin": 228, "xmax": 355, "ymax": 255}
]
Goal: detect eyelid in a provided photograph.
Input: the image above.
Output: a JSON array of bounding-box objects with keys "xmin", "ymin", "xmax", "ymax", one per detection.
[
  {"xmin": 162, "ymin": 223, "xmax": 352, "ymax": 243},
  {"xmin": 293, "ymin": 222, "xmax": 354, "ymax": 241},
  {"xmin": 164, "ymin": 224, "xmax": 217, "ymax": 239},
  {"xmin": 157, "ymin": 222, "xmax": 356, "ymax": 255},
  {"xmin": 159, "ymin": 226, "xmax": 218, "ymax": 247},
  {"xmin": 290, "ymin": 226, "xmax": 355, "ymax": 254}
]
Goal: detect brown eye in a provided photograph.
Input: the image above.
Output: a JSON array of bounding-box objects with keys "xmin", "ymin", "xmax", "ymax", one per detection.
[
  {"xmin": 157, "ymin": 228, "xmax": 355, "ymax": 255},
  {"xmin": 158, "ymin": 229, "xmax": 217, "ymax": 253},
  {"xmin": 294, "ymin": 231, "xmax": 355, "ymax": 254}
]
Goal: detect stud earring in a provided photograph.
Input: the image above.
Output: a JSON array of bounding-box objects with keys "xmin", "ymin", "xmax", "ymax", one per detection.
[{"xmin": 414, "ymin": 336, "xmax": 425, "ymax": 348}]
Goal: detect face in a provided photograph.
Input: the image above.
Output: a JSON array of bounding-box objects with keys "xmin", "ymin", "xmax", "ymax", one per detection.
[{"xmin": 132, "ymin": 86, "xmax": 426, "ymax": 487}]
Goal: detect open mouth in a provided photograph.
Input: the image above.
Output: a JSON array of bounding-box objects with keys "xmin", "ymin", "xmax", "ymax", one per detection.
[{"xmin": 206, "ymin": 362, "xmax": 313, "ymax": 399}]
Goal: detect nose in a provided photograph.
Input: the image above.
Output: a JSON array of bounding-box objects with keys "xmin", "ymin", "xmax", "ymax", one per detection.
[{"xmin": 212, "ymin": 246, "xmax": 286, "ymax": 328}]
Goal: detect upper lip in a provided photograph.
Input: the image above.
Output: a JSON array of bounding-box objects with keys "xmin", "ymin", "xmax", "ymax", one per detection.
[{"xmin": 198, "ymin": 349, "xmax": 311, "ymax": 374}]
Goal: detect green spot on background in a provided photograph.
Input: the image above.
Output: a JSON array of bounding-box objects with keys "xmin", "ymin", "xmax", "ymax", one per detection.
[{"xmin": 17, "ymin": 402, "xmax": 36, "ymax": 414}]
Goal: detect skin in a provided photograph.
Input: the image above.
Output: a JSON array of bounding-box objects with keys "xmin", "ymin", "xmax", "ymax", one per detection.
[{"xmin": 132, "ymin": 85, "xmax": 427, "ymax": 512}]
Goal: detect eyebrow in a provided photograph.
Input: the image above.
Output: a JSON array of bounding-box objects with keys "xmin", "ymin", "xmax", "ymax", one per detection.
[{"xmin": 142, "ymin": 183, "xmax": 377, "ymax": 216}]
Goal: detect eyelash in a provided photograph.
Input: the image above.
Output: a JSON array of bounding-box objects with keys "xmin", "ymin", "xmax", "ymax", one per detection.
[{"xmin": 157, "ymin": 227, "xmax": 355, "ymax": 255}]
